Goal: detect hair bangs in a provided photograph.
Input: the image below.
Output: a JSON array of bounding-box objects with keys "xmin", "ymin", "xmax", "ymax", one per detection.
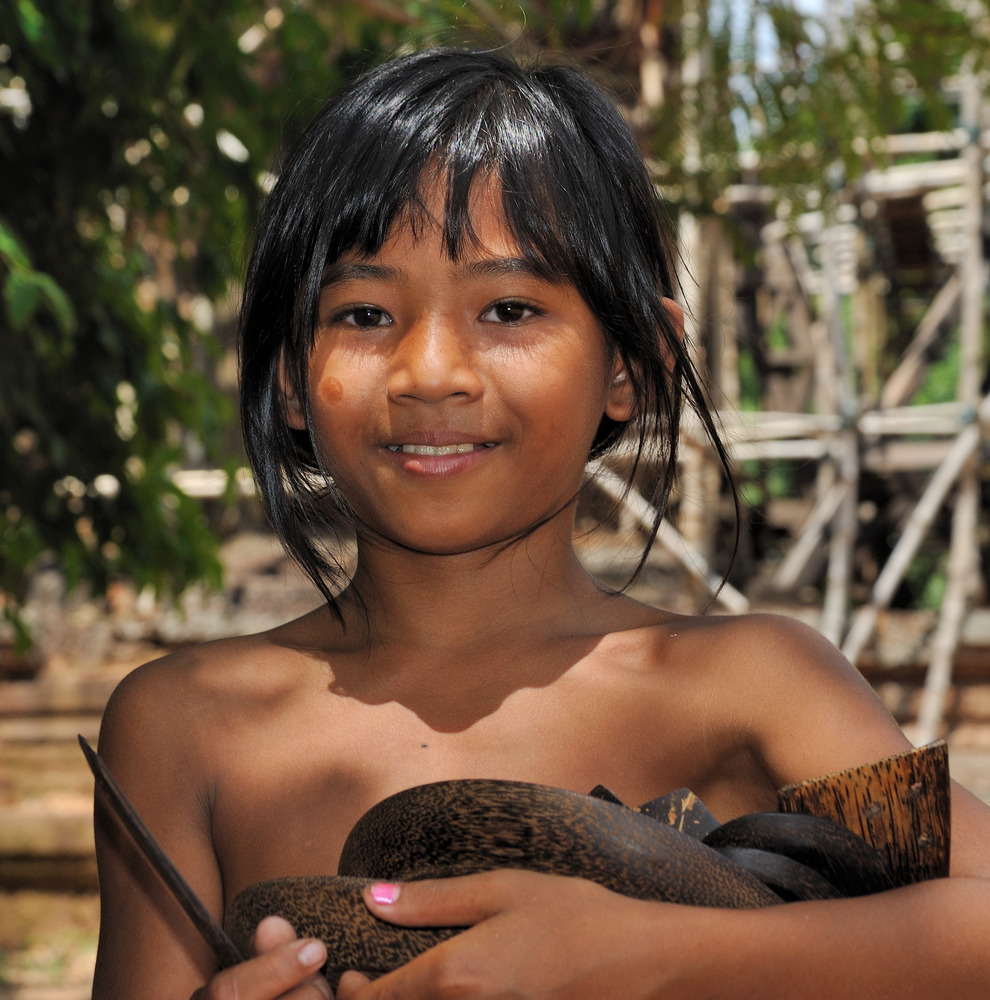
[{"xmin": 322, "ymin": 70, "xmax": 589, "ymax": 295}]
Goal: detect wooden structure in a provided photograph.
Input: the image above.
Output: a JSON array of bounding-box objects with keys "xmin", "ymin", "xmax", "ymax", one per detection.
[{"xmin": 613, "ymin": 72, "xmax": 988, "ymax": 744}]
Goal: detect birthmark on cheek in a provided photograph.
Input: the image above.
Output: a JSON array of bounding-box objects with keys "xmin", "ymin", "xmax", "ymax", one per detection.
[{"xmin": 319, "ymin": 377, "xmax": 344, "ymax": 404}]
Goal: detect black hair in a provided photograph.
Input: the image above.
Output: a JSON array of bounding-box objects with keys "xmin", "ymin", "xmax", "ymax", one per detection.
[{"xmin": 239, "ymin": 46, "xmax": 733, "ymax": 610}]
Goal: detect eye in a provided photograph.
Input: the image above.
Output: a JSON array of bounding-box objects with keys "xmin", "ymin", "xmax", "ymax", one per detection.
[
  {"xmin": 336, "ymin": 305, "xmax": 392, "ymax": 329},
  {"xmin": 480, "ymin": 300, "xmax": 540, "ymax": 325}
]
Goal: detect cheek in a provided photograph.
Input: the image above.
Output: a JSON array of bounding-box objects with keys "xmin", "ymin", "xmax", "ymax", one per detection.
[{"xmin": 318, "ymin": 376, "xmax": 344, "ymax": 405}]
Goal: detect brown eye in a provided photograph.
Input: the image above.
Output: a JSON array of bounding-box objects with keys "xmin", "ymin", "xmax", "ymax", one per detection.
[
  {"xmin": 340, "ymin": 306, "xmax": 390, "ymax": 328},
  {"xmin": 481, "ymin": 300, "xmax": 537, "ymax": 324}
]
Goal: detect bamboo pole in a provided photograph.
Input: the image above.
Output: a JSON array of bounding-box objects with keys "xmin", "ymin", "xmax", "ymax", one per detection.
[
  {"xmin": 728, "ymin": 440, "xmax": 831, "ymax": 461},
  {"xmin": 913, "ymin": 480, "xmax": 980, "ymax": 742},
  {"xmin": 587, "ymin": 462, "xmax": 749, "ymax": 614},
  {"xmin": 674, "ymin": 0, "xmax": 719, "ymax": 604},
  {"xmin": 913, "ymin": 71, "xmax": 986, "ymax": 745},
  {"xmin": 879, "ymin": 273, "xmax": 961, "ymax": 410},
  {"xmin": 708, "ymin": 402, "xmax": 969, "ymax": 442},
  {"xmin": 676, "ymin": 216, "xmax": 713, "ymax": 603},
  {"xmin": 841, "ymin": 393, "xmax": 990, "ymax": 665},
  {"xmin": 772, "ymin": 480, "xmax": 849, "ymax": 592},
  {"xmin": 822, "ymin": 428, "xmax": 858, "ymax": 645},
  {"xmin": 819, "ymin": 217, "xmax": 858, "ymax": 645}
]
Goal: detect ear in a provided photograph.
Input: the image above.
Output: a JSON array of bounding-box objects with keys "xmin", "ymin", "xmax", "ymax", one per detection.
[
  {"xmin": 604, "ymin": 360, "xmax": 636, "ymax": 422},
  {"xmin": 658, "ymin": 296, "xmax": 685, "ymax": 372},
  {"xmin": 604, "ymin": 298, "xmax": 684, "ymax": 421},
  {"xmin": 279, "ymin": 358, "xmax": 307, "ymax": 430},
  {"xmin": 662, "ymin": 297, "xmax": 685, "ymax": 343}
]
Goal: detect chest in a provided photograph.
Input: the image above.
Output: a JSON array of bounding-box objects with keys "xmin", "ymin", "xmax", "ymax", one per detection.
[{"xmin": 206, "ymin": 675, "xmax": 764, "ymax": 903}]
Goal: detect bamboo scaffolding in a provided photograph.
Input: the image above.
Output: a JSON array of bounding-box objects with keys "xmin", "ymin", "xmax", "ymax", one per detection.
[
  {"xmin": 716, "ymin": 104, "xmax": 986, "ymax": 696},
  {"xmin": 912, "ymin": 72, "xmax": 987, "ymax": 744},
  {"xmin": 879, "ymin": 274, "xmax": 962, "ymax": 410},
  {"xmin": 840, "ymin": 392, "xmax": 990, "ymax": 665}
]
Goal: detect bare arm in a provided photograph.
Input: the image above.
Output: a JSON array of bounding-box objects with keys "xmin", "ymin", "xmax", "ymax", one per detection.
[
  {"xmin": 92, "ymin": 659, "xmax": 330, "ymax": 1000},
  {"xmin": 334, "ymin": 855, "xmax": 990, "ymax": 1000}
]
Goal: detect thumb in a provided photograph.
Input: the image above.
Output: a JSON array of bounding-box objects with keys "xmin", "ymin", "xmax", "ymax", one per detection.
[{"xmin": 251, "ymin": 914, "xmax": 302, "ymax": 953}]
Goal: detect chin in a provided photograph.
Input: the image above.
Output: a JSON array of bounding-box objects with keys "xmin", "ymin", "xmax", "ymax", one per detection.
[{"xmin": 359, "ymin": 521, "xmax": 532, "ymax": 558}]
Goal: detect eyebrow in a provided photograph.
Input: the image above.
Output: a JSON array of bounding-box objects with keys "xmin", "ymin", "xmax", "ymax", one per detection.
[
  {"xmin": 462, "ymin": 257, "xmax": 560, "ymax": 282},
  {"xmin": 320, "ymin": 255, "xmax": 561, "ymax": 289},
  {"xmin": 320, "ymin": 261, "xmax": 399, "ymax": 288}
]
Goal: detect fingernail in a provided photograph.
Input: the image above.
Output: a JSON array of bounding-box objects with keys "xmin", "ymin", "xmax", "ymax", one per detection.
[
  {"xmin": 370, "ymin": 882, "xmax": 400, "ymax": 905},
  {"xmin": 298, "ymin": 940, "xmax": 326, "ymax": 967}
]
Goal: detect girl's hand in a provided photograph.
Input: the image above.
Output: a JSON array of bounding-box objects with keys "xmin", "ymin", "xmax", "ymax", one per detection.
[
  {"xmin": 190, "ymin": 916, "xmax": 332, "ymax": 1000},
  {"xmin": 334, "ymin": 871, "xmax": 686, "ymax": 1000}
]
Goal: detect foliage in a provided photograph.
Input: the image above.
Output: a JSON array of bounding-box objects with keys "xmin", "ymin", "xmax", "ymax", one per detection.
[
  {"xmin": 911, "ymin": 336, "xmax": 962, "ymax": 406},
  {"xmin": 0, "ymin": 0, "xmax": 412, "ymax": 636},
  {"xmin": 2, "ymin": 0, "xmax": 985, "ymax": 640},
  {"xmin": 650, "ymin": 0, "xmax": 990, "ymax": 215}
]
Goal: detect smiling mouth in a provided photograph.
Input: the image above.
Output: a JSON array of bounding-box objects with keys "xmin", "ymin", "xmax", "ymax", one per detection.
[{"xmin": 387, "ymin": 443, "xmax": 497, "ymax": 455}]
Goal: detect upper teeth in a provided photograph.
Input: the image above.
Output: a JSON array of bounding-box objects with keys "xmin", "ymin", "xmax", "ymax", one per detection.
[{"xmin": 390, "ymin": 443, "xmax": 489, "ymax": 455}]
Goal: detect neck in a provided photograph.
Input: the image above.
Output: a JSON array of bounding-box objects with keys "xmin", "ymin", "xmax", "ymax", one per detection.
[
  {"xmin": 315, "ymin": 511, "xmax": 664, "ymax": 735},
  {"xmin": 337, "ymin": 512, "xmax": 610, "ymax": 660}
]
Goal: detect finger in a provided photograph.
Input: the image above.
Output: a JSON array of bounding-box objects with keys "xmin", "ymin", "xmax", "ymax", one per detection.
[
  {"xmin": 251, "ymin": 915, "xmax": 301, "ymax": 954},
  {"xmin": 334, "ymin": 935, "xmax": 464, "ymax": 1000},
  {"xmin": 248, "ymin": 917, "xmax": 332, "ymax": 1000},
  {"xmin": 361, "ymin": 869, "xmax": 540, "ymax": 927},
  {"xmin": 205, "ymin": 934, "xmax": 330, "ymax": 1000},
  {"xmin": 334, "ymin": 969, "xmax": 373, "ymax": 999}
]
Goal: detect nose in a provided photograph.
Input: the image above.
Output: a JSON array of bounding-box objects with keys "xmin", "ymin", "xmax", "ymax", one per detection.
[{"xmin": 386, "ymin": 315, "xmax": 483, "ymax": 404}]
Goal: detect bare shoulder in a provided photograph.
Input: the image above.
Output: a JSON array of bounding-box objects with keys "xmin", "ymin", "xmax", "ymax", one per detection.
[
  {"xmin": 664, "ymin": 611, "xmax": 990, "ymax": 877},
  {"xmin": 633, "ymin": 608, "xmax": 866, "ymax": 691},
  {"xmin": 92, "ymin": 620, "xmax": 333, "ymax": 999},
  {"xmin": 99, "ymin": 608, "xmax": 334, "ymax": 777},
  {"xmin": 641, "ymin": 611, "xmax": 910, "ymax": 786}
]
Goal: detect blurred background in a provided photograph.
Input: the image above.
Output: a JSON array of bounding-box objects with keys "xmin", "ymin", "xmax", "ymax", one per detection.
[{"xmin": 1, "ymin": 1, "xmax": 989, "ymax": 996}]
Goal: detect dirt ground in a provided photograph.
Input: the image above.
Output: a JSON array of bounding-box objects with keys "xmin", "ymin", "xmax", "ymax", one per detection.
[{"xmin": 0, "ymin": 892, "xmax": 98, "ymax": 1000}]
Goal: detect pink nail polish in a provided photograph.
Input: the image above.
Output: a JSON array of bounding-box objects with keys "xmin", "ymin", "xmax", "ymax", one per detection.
[{"xmin": 370, "ymin": 882, "xmax": 400, "ymax": 905}]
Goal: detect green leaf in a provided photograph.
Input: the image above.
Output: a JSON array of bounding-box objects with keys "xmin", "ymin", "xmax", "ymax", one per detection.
[
  {"xmin": 3, "ymin": 270, "xmax": 40, "ymax": 328},
  {"xmin": 14, "ymin": 0, "xmax": 43, "ymax": 44},
  {"xmin": 1, "ymin": 604, "xmax": 34, "ymax": 656},
  {"xmin": 0, "ymin": 219, "xmax": 32, "ymax": 269},
  {"xmin": 31, "ymin": 271, "xmax": 77, "ymax": 334}
]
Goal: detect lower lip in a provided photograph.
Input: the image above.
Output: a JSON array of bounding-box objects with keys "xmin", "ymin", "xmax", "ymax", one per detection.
[{"xmin": 383, "ymin": 445, "xmax": 496, "ymax": 478}]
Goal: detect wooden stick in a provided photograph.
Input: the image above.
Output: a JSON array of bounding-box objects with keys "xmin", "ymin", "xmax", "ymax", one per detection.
[
  {"xmin": 879, "ymin": 273, "xmax": 961, "ymax": 410},
  {"xmin": 79, "ymin": 736, "xmax": 245, "ymax": 969},
  {"xmin": 777, "ymin": 741, "xmax": 950, "ymax": 887},
  {"xmin": 841, "ymin": 394, "xmax": 989, "ymax": 665},
  {"xmin": 587, "ymin": 462, "xmax": 749, "ymax": 614}
]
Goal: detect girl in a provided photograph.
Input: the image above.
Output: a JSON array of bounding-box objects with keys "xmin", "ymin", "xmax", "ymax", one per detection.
[{"xmin": 93, "ymin": 48, "xmax": 990, "ymax": 1000}]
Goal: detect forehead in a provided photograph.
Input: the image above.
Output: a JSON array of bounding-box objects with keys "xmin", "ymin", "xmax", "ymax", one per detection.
[
  {"xmin": 335, "ymin": 170, "xmax": 567, "ymax": 291},
  {"xmin": 389, "ymin": 174, "xmax": 514, "ymax": 256}
]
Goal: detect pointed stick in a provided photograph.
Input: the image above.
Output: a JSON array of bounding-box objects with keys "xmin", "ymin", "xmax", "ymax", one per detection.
[{"xmin": 79, "ymin": 735, "xmax": 245, "ymax": 969}]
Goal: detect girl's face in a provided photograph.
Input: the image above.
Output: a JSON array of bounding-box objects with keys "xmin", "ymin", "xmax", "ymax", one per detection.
[{"xmin": 285, "ymin": 178, "xmax": 635, "ymax": 555}]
